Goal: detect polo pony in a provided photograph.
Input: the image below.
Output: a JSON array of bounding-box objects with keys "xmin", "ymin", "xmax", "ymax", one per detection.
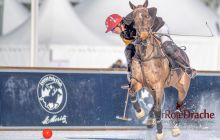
[{"xmin": 127, "ymin": 1, "xmax": 191, "ymax": 140}]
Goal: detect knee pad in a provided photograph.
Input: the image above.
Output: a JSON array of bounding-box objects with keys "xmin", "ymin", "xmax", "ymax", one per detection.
[{"xmin": 162, "ymin": 41, "xmax": 177, "ymax": 56}]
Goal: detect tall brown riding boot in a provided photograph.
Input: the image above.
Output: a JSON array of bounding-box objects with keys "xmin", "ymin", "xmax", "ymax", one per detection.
[
  {"xmin": 171, "ymin": 52, "xmax": 196, "ymax": 78},
  {"xmin": 162, "ymin": 41, "xmax": 196, "ymax": 78}
]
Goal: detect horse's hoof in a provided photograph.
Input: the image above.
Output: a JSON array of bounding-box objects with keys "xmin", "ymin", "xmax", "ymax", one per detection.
[
  {"xmin": 135, "ymin": 108, "xmax": 145, "ymax": 119},
  {"xmin": 146, "ymin": 118, "xmax": 156, "ymax": 128},
  {"xmin": 172, "ymin": 126, "xmax": 181, "ymax": 137},
  {"xmin": 156, "ymin": 132, "xmax": 164, "ymax": 140}
]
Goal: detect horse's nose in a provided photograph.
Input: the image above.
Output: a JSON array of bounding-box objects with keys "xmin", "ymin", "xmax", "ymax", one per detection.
[{"xmin": 140, "ymin": 31, "xmax": 149, "ymax": 40}]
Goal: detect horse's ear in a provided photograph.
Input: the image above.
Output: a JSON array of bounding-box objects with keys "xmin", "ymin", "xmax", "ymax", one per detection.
[
  {"xmin": 129, "ymin": 1, "xmax": 136, "ymax": 10},
  {"xmin": 143, "ymin": 0, "xmax": 148, "ymax": 7}
]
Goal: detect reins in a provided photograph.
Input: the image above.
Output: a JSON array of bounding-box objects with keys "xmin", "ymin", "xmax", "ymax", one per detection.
[{"xmin": 134, "ymin": 32, "xmax": 166, "ymax": 63}]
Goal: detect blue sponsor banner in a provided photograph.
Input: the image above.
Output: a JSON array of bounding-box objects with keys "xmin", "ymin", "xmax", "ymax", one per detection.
[
  {"xmin": 0, "ymin": 71, "xmax": 128, "ymax": 126},
  {"xmin": 0, "ymin": 69, "xmax": 219, "ymax": 126}
]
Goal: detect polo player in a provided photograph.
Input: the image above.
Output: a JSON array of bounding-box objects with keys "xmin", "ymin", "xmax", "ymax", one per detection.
[{"xmin": 105, "ymin": 7, "xmax": 196, "ymax": 83}]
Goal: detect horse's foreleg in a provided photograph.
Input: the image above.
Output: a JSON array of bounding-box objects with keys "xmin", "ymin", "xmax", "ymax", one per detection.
[
  {"xmin": 154, "ymin": 88, "xmax": 165, "ymax": 140},
  {"xmin": 149, "ymin": 103, "xmax": 155, "ymax": 118},
  {"xmin": 149, "ymin": 90, "xmax": 156, "ymax": 117},
  {"xmin": 146, "ymin": 91, "xmax": 156, "ymax": 128},
  {"xmin": 129, "ymin": 79, "xmax": 144, "ymax": 119},
  {"xmin": 130, "ymin": 95, "xmax": 141, "ymax": 112},
  {"xmin": 130, "ymin": 95, "xmax": 144, "ymax": 119}
]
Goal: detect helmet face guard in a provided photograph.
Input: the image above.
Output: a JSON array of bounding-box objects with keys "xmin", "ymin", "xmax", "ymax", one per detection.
[{"xmin": 105, "ymin": 14, "xmax": 123, "ymax": 33}]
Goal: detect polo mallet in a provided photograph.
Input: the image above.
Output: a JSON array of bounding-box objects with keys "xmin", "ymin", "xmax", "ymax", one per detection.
[
  {"xmin": 153, "ymin": 22, "xmax": 214, "ymax": 37},
  {"xmin": 116, "ymin": 85, "xmax": 132, "ymax": 121}
]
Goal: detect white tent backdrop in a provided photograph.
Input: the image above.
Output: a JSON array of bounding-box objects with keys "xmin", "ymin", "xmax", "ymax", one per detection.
[
  {"xmin": 75, "ymin": 0, "xmax": 220, "ymax": 70},
  {"xmin": 37, "ymin": 0, "xmax": 107, "ymax": 45},
  {"xmin": 2, "ymin": 0, "xmax": 29, "ymax": 35},
  {"xmin": 76, "ymin": 0, "xmax": 220, "ymax": 37},
  {"xmin": 0, "ymin": 0, "xmax": 107, "ymax": 45},
  {"xmin": 0, "ymin": 0, "xmax": 126, "ymax": 68},
  {"xmin": 0, "ymin": 0, "xmax": 219, "ymax": 69}
]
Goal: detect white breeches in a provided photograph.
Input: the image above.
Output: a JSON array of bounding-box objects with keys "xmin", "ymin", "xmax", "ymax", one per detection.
[{"xmin": 156, "ymin": 24, "xmax": 172, "ymax": 44}]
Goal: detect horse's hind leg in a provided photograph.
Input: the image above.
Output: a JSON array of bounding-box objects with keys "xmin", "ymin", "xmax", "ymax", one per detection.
[
  {"xmin": 129, "ymin": 79, "xmax": 145, "ymax": 119},
  {"xmin": 176, "ymin": 73, "xmax": 190, "ymax": 108},
  {"xmin": 172, "ymin": 73, "xmax": 190, "ymax": 137}
]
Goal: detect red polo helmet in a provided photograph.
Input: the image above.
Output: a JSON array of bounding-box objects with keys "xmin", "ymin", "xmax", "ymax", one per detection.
[{"xmin": 105, "ymin": 14, "xmax": 123, "ymax": 33}]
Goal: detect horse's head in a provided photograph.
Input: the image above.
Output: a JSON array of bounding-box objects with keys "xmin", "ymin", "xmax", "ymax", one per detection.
[{"xmin": 129, "ymin": 0, "xmax": 153, "ymax": 40}]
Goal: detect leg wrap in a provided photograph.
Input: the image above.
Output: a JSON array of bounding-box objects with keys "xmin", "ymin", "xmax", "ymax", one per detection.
[
  {"xmin": 149, "ymin": 105, "xmax": 155, "ymax": 118},
  {"xmin": 162, "ymin": 41, "xmax": 177, "ymax": 56},
  {"xmin": 130, "ymin": 96, "xmax": 141, "ymax": 112},
  {"xmin": 155, "ymin": 110, "xmax": 163, "ymax": 134},
  {"xmin": 176, "ymin": 102, "xmax": 183, "ymax": 110}
]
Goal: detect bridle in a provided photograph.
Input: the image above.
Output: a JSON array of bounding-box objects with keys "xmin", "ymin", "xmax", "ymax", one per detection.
[{"xmin": 132, "ymin": 7, "xmax": 166, "ymax": 63}]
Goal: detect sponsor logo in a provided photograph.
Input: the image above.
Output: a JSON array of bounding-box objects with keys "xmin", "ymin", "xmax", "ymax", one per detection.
[
  {"xmin": 37, "ymin": 74, "xmax": 68, "ymax": 124},
  {"xmin": 162, "ymin": 109, "xmax": 215, "ymax": 119},
  {"xmin": 42, "ymin": 115, "xmax": 68, "ymax": 125}
]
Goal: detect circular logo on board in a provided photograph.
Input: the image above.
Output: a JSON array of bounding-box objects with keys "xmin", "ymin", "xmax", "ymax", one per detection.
[{"xmin": 37, "ymin": 74, "xmax": 67, "ymax": 114}]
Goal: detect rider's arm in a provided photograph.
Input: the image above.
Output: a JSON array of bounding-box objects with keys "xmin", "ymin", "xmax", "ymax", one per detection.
[
  {"xmin": 123, "ymin": 12, "xmax": 134, "ymax": 26},
  {"xmin": 148, "ymin": 7, "xmax": 157, "ymax": 24}
]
